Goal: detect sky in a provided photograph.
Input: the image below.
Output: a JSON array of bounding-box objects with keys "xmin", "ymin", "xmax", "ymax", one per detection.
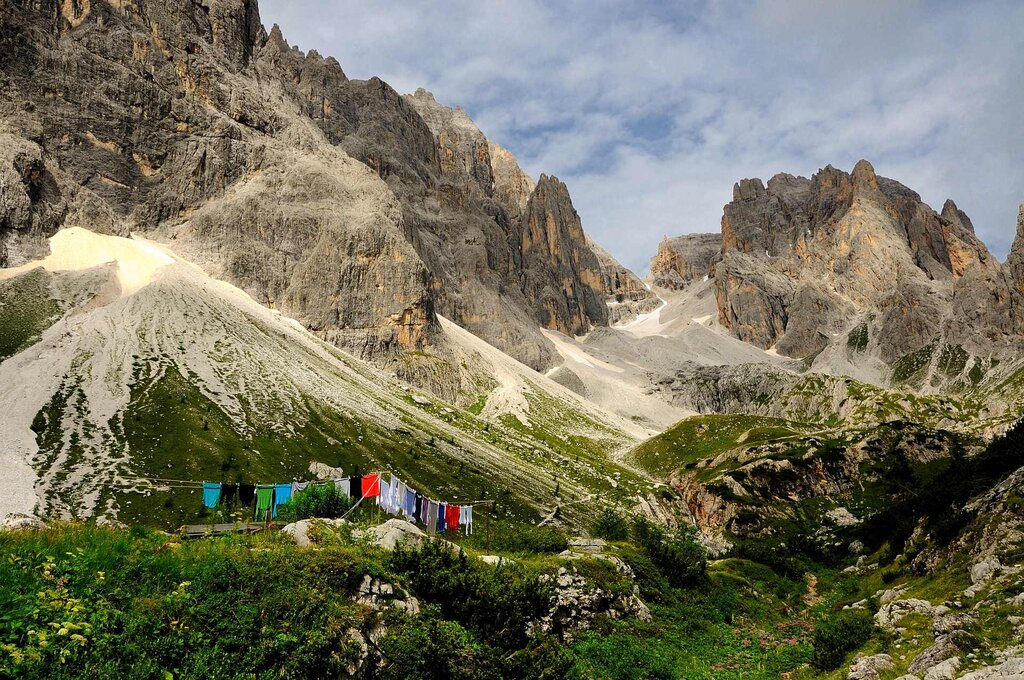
[{"xmin": 260, "ymin": 0, "xmax": 1024, "ymax": 275}]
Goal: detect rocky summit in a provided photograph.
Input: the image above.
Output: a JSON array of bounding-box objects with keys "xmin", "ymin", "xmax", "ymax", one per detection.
[{"xmin": 2, "ymin": 2, "xmax": 1024, "ymax": 679}]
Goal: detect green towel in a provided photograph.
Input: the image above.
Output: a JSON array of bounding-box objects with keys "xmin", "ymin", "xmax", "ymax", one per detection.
[{"xmin": 255, "ymin": 485, "xmax": 274, "ymax": 521}]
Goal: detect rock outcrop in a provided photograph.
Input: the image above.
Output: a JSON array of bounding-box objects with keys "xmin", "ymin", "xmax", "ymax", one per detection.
[
  {"xmin": 403, "ymin": 88, "xmax": 612, "ymax": 366},
  {"xmin": 649, "ymin": 233, "xmax": 722, "ymax": 290},
  {"xmin": 489, "ymin": 142, "xmax": 535, "ymax": 221},
  {"xmin": 709, "ymin": 160, "xmax": 1022, "ymax": 380},
  {"xmin": 519, "ymin": 175, "xmax": 609, "ymax": 335}
]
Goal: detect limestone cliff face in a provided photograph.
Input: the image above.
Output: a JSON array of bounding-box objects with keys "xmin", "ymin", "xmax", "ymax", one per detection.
[
  {"xmin": 404, "ymin": 91, "xmax": 613, "ymax": 362},
  {"xmin": 712, "ymin": 160, "xmax": 1016, "ymax": 369},
  {"xmin": 520, "ymin": 175, "xmax": 608, "ymax": 335},
  {"xmin": 649, "ymin": 233, "xmax": 722, "ymax": 290},
  {"xmin": 587, "ymin": 237, "xmax": 661, "ymax": 324},
  {"xmin": 1005, "ymin": 205, "xmax": 1024, "ymax": 299},
  {"xmin": 0, "ymin": 0, "xmax": 437, "ymax": 358},
  {"xmin": 406, "ymin": 88, "xmax": 493, "ymax": 197},
  {"xmin": 0, "ymin": 0, "xmax": 639, "ymax": 373},
  {"xmin": 489, "ymin": 142, "xmax": 535, "ymax": 221}
]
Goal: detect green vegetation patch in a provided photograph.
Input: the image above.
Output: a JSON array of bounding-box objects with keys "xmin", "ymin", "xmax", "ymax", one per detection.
[
  {"xmin": 628, "ymin": 414, "xmax": 816, "ymax": 478},
  {"xmin": 846, "ymin": 323, "xmax": 869, "ymax": 353},
  {"xmin": 891, "ymin": 341, "xmax": 936, "ymax": 387},
  {"xmin": 0, "ymin": 269, "xmax": 61, "ymax": 362}
]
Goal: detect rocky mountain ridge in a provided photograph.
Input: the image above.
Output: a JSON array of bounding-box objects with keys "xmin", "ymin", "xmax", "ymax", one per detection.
[
  {"xmin": 0, "ymin": 0, "xmax": 639, "ymax": 382},
  {"xmin": 650, "ymin": 161, "xmax": 1024, "ymax": 392}
]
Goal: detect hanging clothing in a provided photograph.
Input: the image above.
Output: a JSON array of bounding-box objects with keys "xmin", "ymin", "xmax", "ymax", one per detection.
[
  {"xmin": 445, "ymin": 504, "xmax": 461, "ymax": 532},
  {"xmin": 291, "ymin": 481, "xmax": 309, "ymax": 496},
  {"xmin": 202, "ymin": 482, "xmax": 221, "ymax": 509},
  {"xmin": 386, "ymin": 476, "xmax": 402, "ymax": 514},
  {"xmin": 220, "ymin": 483, "xmax": 238, "ymax": 508},
  {"xmin": 437, "ymin": 502, "xmax": 447, "ymax": 533},
  {"xmin": 425, "ymin": 501, "xmax": 438, "ymax": 534},
  {"xmin": 377, "ymin": 478, "xmax": 391, "ymax": 510},
  {"xmin": 351, "ymin": 474, "xmax": 363, "ymax": 500},
  {"xmin": 403, "ymin": 488, "xmax": 417, "ymax": 518},
  {"xmin": 335, "ymin": 478, "xmax": 351, "ymax": 498},
  {"xmin": 273, "ymin": 483, "xmax": 292, "ymax": 518},
  {"xmin": 255, "ymin": 485, "xmax": 274, "ymax": 521},
  {"xmin": 395, "ymin": 482, "xmax": 408, "ymax": 515},
  {"xmin": 411, "ymin": 493, "xmax": 421, "ymax": 523},
  {"xmin": 361, "ymin": 473, "xmax": 380, "ymax": 498},
  {"xmin": 460, "ymin": 505, "xmax": 473, "ymax": 535},
  {"xmin": 238, "ymin": 483, "xmax": 256, "ymax": 506}
]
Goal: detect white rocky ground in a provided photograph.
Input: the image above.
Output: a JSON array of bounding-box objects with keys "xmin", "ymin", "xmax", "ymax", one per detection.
[{"xmin": 539, "ymin": 278, "xmax": 799, "ymax": 422}]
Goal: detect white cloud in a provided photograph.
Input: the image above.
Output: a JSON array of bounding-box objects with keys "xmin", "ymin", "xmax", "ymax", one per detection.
[{"xmin": 260, "ymin": 0, "xmax": 1024, "ymax": 273}]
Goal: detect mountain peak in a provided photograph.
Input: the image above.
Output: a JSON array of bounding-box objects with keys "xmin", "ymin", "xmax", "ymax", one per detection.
[{"xmin": 851, "ymin": 158, "xmax": 879, "ymax": 192}]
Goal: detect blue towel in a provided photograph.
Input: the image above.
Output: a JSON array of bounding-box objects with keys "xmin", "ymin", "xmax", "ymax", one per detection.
[
  {"xmin": 273, "ymin": 483, "xmax": 293, "ymax": 518},
  {"xmin": 404, "ymin": 488, "xmax": 416, "ymax": 517},
  {"xmin": 202, "ymin": 482, "xmax": 221, "ymax": 509}
]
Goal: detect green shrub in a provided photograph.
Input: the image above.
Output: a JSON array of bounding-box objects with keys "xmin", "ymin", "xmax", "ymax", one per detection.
[
  {"xmin": 632, "ymin": 519, "xmax": 707, "ymax": 588},
  {"xmin": 592, "ymin": 508, "xmax": 629, "ymax": 541},
  {"xmin": 388, "ymin": 540, "xmax": 551, "ymax": 650},
  {"xmin": 276, "ymin": 483, "xmax": 353, "ymax": 522},
  {"xmin": 811, "ymin": 609, "xmax": 875, "ymax": 670},
  {"xmin": 378, "ymin": 611, "xmax": 498, "ymax": 679}
]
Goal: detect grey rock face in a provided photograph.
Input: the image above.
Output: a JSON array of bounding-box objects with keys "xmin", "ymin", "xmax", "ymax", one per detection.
[
  {"xmin": 489, "ymin": 142, "xmax": 535, "ymax": 221},
  {"xmin": 1, "ymin": 0, "xmax": 639, "ymax": 376},
  {"xmin": 0, "ymin": 0, "xmax": 438, "ymax": 360},
  {"xmin": 531, "ymin": 566, "xmax": 652, "ymax": 642},
  {"xmin": 649, "ymin": 233, "xmax": 721, "ymax": 290},
  {"xmin": 711, "ymin": 159, "xmax": 1019, "ymax": 375},
  {"xmin": 520, "ymin": 175, "xmax": 609, "ymax": 336},
  {"xmin": 587, "ymin": 237, "xmax": 660, "ymax": 324}
]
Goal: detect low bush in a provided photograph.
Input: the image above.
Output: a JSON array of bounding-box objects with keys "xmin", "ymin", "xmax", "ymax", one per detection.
[
  {"xmin": 592, "ymin": 508, "xmax": 629, "ymax": 541},
  {"xmin": 632, "ymin": 518, "xmax": 707, "ymax": 588},
  {"xmin": 811, "ymin": 608, "xmax": 875, "ymax": 670},
  {"xmin": 387, "ymin": 540, "xmax": 552, "ymax": 650},
  {"xmin": 378, "ymin": 610, "xmax": 499, "ymax": 680}
]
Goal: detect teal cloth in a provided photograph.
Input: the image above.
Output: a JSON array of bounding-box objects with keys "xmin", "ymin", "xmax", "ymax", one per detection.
[
  {"xmin": 202, "ymin": 482, "xmax": 221, "ymax": 509},
  {"xmin": 273, "ymin": 483, "xmax": 292, "ymax": 518}
]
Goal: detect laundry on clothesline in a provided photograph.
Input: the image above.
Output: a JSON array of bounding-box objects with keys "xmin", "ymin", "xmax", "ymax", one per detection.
[{"xmin": 173, "ymin": 469, "xmax": 482, "ymax": 533}]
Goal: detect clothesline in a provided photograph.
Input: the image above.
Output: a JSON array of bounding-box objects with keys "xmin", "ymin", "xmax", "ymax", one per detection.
[{"xmin": 191, "ymin": 471, "xmax": 482, "ymax": 535}]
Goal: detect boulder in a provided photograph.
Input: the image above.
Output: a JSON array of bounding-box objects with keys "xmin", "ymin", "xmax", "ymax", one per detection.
[
  {"xmin": 908, "ymin": 631, "xmax": 971, "ymax": 676},
  {"xmin": 355, "ymin": 574, "xmax": 420, "ymax": 616},
  {"xmin": 359, "ymin": 518, "xmax": 446, "ymax": 551},
  {"xmin": 281, "ymin": 518, "xmax": 348, "ymax": 547},
  {"xmin": 970, "ymin": 556, "xmax": 1002, "ymax": 586},
  {"xmin": 95, "ymin": 516, "xmax": 128, "ymax": 531},
  {"xmin": 827, "ymin": 507, "xmax": 861, "ymax": 527},
  {"xmin": 847, "ymin": 653, "xmax": 895, "ymax": 679},
  {"xmin": 308, "ymin": 461, "xmax": 345, "ymax": 480},
  {"xmin": 922, "ymin": 656, "xmax": 960, "ymax": 680},
  {"xmin": 876, "ymin": 598, "xmax": 935, "ymax": 631},
  {"xmin": 567, "ymin": 537, "xmax": 608, "ymax": 553},
  {"xmin": 958, "ymin": 656, "xmax": 1024, "ymax": 679},
  {"xmin": 2, "ymin": 513, "xmax": 44, "ymax": 531},
  {"xmin": 530, "ymin": 567, "xmax": 652, "ymax": 642}
]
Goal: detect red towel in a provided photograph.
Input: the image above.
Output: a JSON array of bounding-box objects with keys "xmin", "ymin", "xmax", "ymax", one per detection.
[
  {"xmin": 445, "ymin": 503, "xmax": 460, "ymax": 531},
  {"xmin": 361, "ymin": 473, "xmax": 380, "ymax": 498}
]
